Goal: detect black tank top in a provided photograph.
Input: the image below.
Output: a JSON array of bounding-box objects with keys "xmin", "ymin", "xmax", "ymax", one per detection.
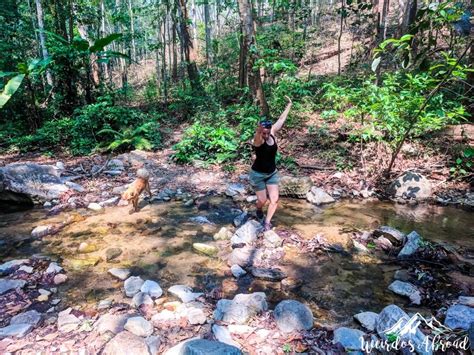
[{"xmin": 251, "ymin": 135, "xmax": 277, "ymax": 173}]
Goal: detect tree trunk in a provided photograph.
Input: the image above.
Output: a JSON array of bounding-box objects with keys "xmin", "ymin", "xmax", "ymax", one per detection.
[
  {"xmin": 161, "ymin": 21, "xmax": 168, "ymax": 103},
  {"xmin": 35, "ymin": 0, "xmax": 53, "ymax": 86},
  {"xmin": 237, "ymin": 0, "xmax": 269, "ymax": 116},
  {"xmin": 372, "ymin": 0, "xmax": 380, "ymax": 44},
  {"xmin": 177, "ymin": 0, "xmax": 202, "ymax": 92},
  {"xmin": 381, "ymin": 0, "xmax": 390, "ymax": 40},
  {"xmin": 337, "ymin": 0, "xmax": 344, "ymax": 75},
  {"xmin": 204, "ymin": 0, "xmax": 211, "ymax": 66},
  {"xmin": 172, "ymin": 13, "xmax": 178, "ymax": 81},
  {"xmin": 398, "ymin": 0, "xmax": 416, "ymax": 36},
  {"xmin": 100, "ymin": 0, "xmax": 110, "ymax": 81},
  {"xmin": 128, "ymin": 0, "xmax": 136, "ymax": 61}
]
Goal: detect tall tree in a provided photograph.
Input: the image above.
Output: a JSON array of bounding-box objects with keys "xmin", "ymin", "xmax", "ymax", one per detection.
[
  {"xmin": 176, "ymin": 0, "xmax": 202, "ymax": 91},
  {"xmin": 237, "ymin": 0, "xmax": 269, "ymax": 115},
  {"xmin": 35, "ymin": 0, "xmax": 53, "ymax": 86}
]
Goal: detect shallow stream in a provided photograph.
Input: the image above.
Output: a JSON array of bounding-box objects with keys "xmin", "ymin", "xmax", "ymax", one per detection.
[{"xmin": 0, "ymin": 197, "xmax": 472, "ymax": 327}]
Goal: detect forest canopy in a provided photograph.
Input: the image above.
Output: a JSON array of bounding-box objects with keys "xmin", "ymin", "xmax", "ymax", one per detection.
[{"xmin": 0, "ymin": 0, "xmax": 472, "ymax": 176}]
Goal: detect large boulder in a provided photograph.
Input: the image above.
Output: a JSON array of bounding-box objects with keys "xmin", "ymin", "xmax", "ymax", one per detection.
[
  {"xmin": 182, "ymin": 339, "xmax": 241, "ymax": 355},
  {"xmin": 230, "ymin": 220, "xmax": 262, "ymax": 246},
  {"xmin": 102, "ymin": 330, "xmax": 150, "ymax": 355},
  {"xmin": 0, "ymin": 163, "xmax": 72, "ymax": 204},
  {"xmin": 333, "ymin": 327, "xmax": 365, "ymax": 351},
  {"xmin": 273, "ymin": 300, "xmax": 313, "ymax": 333},
  {"xmin": 388, "ymin": 171, "xmax": 432, "ymax": 200},
  {"xmin": 279, "ymin": 176, "xmax": 313, "ymax": 198},
  {"xmin": 306, "ymin": 187, "xmax": 335, "ymax": 205},
  {"xmin": 375, "ymin": 304, "xmax": 432, "ymax": 355},
  {"xmin": 214, "ymin": 293, "xmax": 267, "ymax": 324},
  {"xmin": 398, "ymin": 231, "xmax": 422, "ymax": 258},
  {"xmin": 444, "ymin": 304, "xmax": 474, "ymax": 330}
]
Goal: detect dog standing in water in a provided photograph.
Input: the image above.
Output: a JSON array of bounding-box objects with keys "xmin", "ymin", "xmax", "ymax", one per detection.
[{"xmin": 121, "ymin": 168, "xmax": 152, "ymax": 213}]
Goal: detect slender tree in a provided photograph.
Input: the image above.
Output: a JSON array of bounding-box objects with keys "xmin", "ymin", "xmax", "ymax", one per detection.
[
  {"xmin": 237, "ymin": 0, "xmax": 269, "ymax": 115},
  {"xmin": 35, "ymin": 0, "xmax": 53, "ymax": 86}
]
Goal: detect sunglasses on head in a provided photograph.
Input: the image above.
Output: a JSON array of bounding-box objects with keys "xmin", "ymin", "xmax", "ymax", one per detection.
[{"xmin": 260, "ymin": 120, "xmax": 272, "ymax": 129}]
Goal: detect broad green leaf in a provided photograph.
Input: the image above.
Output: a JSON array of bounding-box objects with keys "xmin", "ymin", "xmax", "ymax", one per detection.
[
  {"xmin": 0, "ymin": 74, "xmax": 25, "ymax": 108},
  {"xmin": 0, "ymin": 72, "xmax": 18, "ymax": 79},
  {"xmin": 371, "ymin": 57, "xmax": 381, "ymax": 72},
  {"xmin": 90, "ymin": 33, "xmax": 122, "ymax": 53},
  {"xmin": 36, "ymin": 29, "xmax": 69, "ymax": 44}
]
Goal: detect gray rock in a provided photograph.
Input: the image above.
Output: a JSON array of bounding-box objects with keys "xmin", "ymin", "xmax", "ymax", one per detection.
[
  {"xmin": 354, "ymin": 312, "xmax": 378, "ymax": 331},
  {"xmin": 388, "ymin": 171, "xmax": 432, "ymax": 200},
  {"xmin": 88, "ymin": 202, "xmax": 103, "ymax": 211},
  {"xmin": 64, "ymin": 181, "xmax": 85, "ymax": 192},
  {"xmin": 273, "ymin": 300, "xmax": 313, "ymax": 333},
  {"xmin": 0, "ymin": 259, "xmax": 29, "ymax": 275},
  {"xmin": 374, "ymin": 236, "xmax": 393, "ymax": 251},
  {"xmin": 306, "ymin": 187, "xmax": 335, "ymax": 205},
  {"xmin": 394, "ymin": 269, "xmax": 411, "ymax": 282},
  {"xmin": 352, "ymin": 240, "xmax": 369, "ymax": 254},
  {"xmin": 53, "ymin": 274, "xmax": 68, "ymax": 285},
  {"xmin": 212, "ymin": 324, "xmax": 241, "ymax": 348},
  {"xmin": 102, "ymin": 330, "xmax": 150, "ymax": 355},
  {"xmin": 233, "ymin": 212, "xmax": 249, "ymax": 228},
  {"xmin": 141, "ymin": 280, "xmax": 163, "ymax": 298},
  {"xmin": 57, "ymin": 308, "xmax": 81, "ymax": 332},
  {"xmin": 146, "ymin": 335, "xmax": 161, "ymax": 355},
  {"xmin": 124, "ymin": 276, "xmax": 145, "ymax": 297},
  {"xmin": 373, "ymin": 226, "xmax": 406, "ymax": 244},
  {"xmin": 214, "ymin": 293, "xmax": 267, "ymax": 325},
  {"xmin": 398, "ymin": 231, "xmax": 422, "ymax": 258},
  {"xmin": 231, "ymin": 220, "xmax": 262, "ymax": 246},
  {"xmin": 96, "ymin": 314, "xmax": 130, "ymax": 335},
  {"xmin": 444, "ymin": 304, "xmax": 474, "ymax": 330},
  {"xmin": 0, "ymin": 163, "xmax": 69, "ymax": 202},
  {"xmin": 251, "ymin": 267, "xmax": 287, "ymax": 281},
  {"xmin": 18, "ymin": 265, "xmax": 34, "ymax": 273},
  {"xmin": 163, "ymin": 337, "xmax": 201, "ymax": 355},
  {"xmin": 333, "ymin": 327, "xmax": 365, "ymax": 351},
  {"xmin": 183, "ymin": 339, "xmax": 242, "ymax": 355},
  {"xmin": 189, "ymin": 216, "xmax": 214, "ymax": 225},
  {"xmin": 458, "ymin": 296, "xmax": 474, "ymax": 307},
  {"xmin": 0, "ymin": 279, "xmax": 26, "ymax": 295},
  {"xmin": 109, "ymin": 268, "xmax": 131, "ymax": 281},
  {"xmin": 376, "ymin": 304, "xmax": 431, "ymax": 355},
  {"xmin": 106, "ymin": 247, "xmax": 123, "ymax": 262},
  {"xmin": 227, "ymin": 246, "xmax": 256, "ymax": 267},
  {"xmin": 226, "ymin": 183, "xmax": 246, "ymax": 197},
  {"xmin": 279, "ymin": 176, "xmax": 313, "ymax": 198},
  {"xmin": 263, "ymin": 230, "xmax": 283, "ymax": 248},
  {"xmin": 388, "ymin": 280, "xmax": 421, "ymax": 304},
  {"xmin": 186, "ymin": 306, "xmax": 207, "ymax": 325},
  {"xmin": 0, "ymin": 323, "xmax": 33, "ymax": 338},
  {"xmin": 230, "ymin": 265, "xmax": 247, "ymax": 278},
  {"xmin": 10, "ymin": 310, "xmax": 42, "ymax": 328},
  {"xmin": 97, "ymin": 299, "xmax": 113, "ymax": 310},
  {"xmin": 168, "ymin": 285, "xmax": 203, "ymax": 303},
  {"xmin": 213, "ymin": 227, "xmax": 233, "ymax": 241},
  {"xmin": 132, "ymin": 292, "xmax": 154, "ymax": 308},
  {"xmin": 46, "ymin": 262, "xmax": 63, "ymax": 274},
  {"xmin": 101, "ymin": 197, "xmax": 120, "ymax": 207},
  {"xmin": 124, "ymin": 316, "xmax": 154, "ymax": 337},
  {"xmin": 107, "ymin": 159, "xmax": 125, "ymax": 171},
  {"xmin": 31, "ymin": 225, "xmax": 54, "ymax": 238}
]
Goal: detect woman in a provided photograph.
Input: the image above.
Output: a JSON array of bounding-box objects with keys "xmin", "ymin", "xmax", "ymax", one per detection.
[{"xmin": 250, "ymin": 96, "xmax": 292, "ymax": 231}]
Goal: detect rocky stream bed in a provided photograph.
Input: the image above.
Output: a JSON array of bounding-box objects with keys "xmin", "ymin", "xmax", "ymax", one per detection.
[{"xmin": 0, "ymin": 154, "xmax": 473, "ymax": 354}]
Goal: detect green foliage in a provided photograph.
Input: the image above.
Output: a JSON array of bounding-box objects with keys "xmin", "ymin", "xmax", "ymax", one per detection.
[
  {"xmin": 98, "ymin": 121, "xmax": 160, "ymax": 152},
  {"xmin": 276, "ymin": 153, "xmax": 298, "ymax": 172},
  {"xmin": 70, "ymin": 98, "xmax": 160, "ymax": 155},
  {"xmin": 321, "ymin": 72, "xmax": 468, "ymax": 144},
  {"xmin": 450, "ymin": 146, "xmax": 473, "ymax": 177},
  {"xmin": 172, "ymin": 122, "xmax": 238, "ymax": 164}
]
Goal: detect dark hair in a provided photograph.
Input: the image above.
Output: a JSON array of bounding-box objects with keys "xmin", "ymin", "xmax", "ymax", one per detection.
[{"xmin": 260, "ymin": 119, "xmax": 272, "ymax": 129}]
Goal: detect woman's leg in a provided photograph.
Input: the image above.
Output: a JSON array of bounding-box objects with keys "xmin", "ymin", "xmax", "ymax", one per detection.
[
  {"xmin": 255, "ymin": 189, "xmax": 267, "ymax": 218},
  {"xmin": 265, "ymin": 184, "xmax": 279, "ymax": 226}
]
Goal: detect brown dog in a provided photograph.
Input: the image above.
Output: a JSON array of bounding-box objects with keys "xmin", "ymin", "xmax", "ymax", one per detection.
[{"xmin": 121, "ymin": 168, "xmax": 152, "ymax": 213}]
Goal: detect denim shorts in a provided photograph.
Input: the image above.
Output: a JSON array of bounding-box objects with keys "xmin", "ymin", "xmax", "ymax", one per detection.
[{"xmin": 249, "ymin": 169, "xmax": 279, "ymax": 191}]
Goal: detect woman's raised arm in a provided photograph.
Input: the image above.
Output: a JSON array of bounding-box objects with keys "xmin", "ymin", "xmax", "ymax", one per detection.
[{"xmin": 271, "ymin": 96, "xmax": 292, "ymax": 135}]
